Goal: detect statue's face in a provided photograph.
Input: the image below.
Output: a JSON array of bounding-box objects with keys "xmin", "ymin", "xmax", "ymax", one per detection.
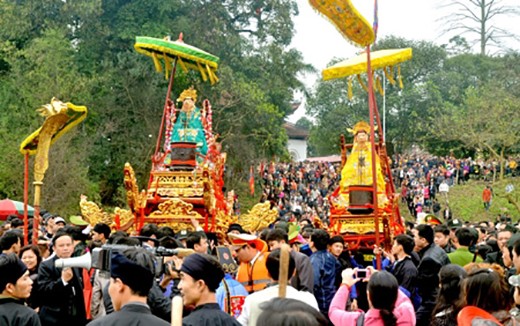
[
  {"xmin": 182, "ymin": 98, "xmax": 195, "ymax": 112},
  {"xmin": 356, "ymin": 131, "xmax": 368, "ymax": 143}
]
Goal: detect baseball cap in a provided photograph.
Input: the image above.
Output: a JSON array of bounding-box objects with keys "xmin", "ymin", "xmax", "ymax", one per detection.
[
  {"xmin": 176, "ymin": 230, "xmax": 189, "ymax": 241},
  {"xmin": 53, "ymin": 217, "xmax": 66, "ymax": 225},
  {"xmin": 447, "ymin": 218, "xmax": 462, "ymax": 229}
]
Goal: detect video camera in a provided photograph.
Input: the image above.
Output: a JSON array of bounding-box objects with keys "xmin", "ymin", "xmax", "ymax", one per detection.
[{"xmin": 54, "ymin": 244, "xmax": 194, "ymax": 278}]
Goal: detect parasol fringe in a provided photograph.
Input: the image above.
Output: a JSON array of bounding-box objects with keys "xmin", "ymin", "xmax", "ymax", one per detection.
[
  {"xmin": 197, "ymin": 62, "xmax": 208, "ymax": 82},
  {"xmin": 356, "ymin": 74, "xmax": 368, "ymax": 93},
  {"xmin": 178, "ymin": 56, "xmax": 189, "ymax": 73},
  {"xmin": 206, "ymin": 65, "xmax": 216, "ymax": 85},
  {"xmin": 398, "ymin": 65, "xmax": 404, "ymax": 89},
  {"xmin": 375, "ymin": 74, "xmax": 384, "ymax": 96},
  {"xmin": 348, "ymin": 77, "xmax": 353, "ymax": 100},
  {"xmin": 152, "ymin": 53, "xmax": 163, "ymax": 73},
  {"xmin": 384, "ymin": 66, "xmax": 396, "ymax": 85}
]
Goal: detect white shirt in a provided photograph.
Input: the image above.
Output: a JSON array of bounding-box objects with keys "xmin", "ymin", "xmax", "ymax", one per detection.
[{"xmin": 237, "ymin": 285, "xmax": 319, "ymax": 326}]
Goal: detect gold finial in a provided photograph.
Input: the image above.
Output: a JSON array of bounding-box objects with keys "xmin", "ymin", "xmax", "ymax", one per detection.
[{"xmin": 177, "ymin": 87, "xmax": 197, "ymax": 103}]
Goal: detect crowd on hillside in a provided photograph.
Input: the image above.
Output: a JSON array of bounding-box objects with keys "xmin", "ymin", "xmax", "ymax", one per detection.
[
  {"xmin": 392, "ymin": 154, "xmax": 519, "ymax": 222},
  {"xmin": 259, "ymin": 162, "xmax": 341, "ymax": 226}
]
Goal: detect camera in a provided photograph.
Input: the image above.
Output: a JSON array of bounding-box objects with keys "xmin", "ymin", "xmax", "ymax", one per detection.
[
  {"xmin": 91, "ymin": 244, "xmax": 194, "ymax": 278},
  {"xmin": 355, "ymin": 268, "xmax": 371, "ymax": 279}
]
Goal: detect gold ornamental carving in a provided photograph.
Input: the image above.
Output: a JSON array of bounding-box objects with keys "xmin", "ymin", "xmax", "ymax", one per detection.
[
  {"xmin": 149, "ymin": 198, "xmax": 203, "ymax": 219},
  {"xmin": 147, "ymin": 171, "xmax": 206, "ymax": 199},
  {"xmin": 79, "ymin": 195, "xmax": 135, "ymax": 232},
  {"xmin": 124, "ymin": 163, "xmax": 146, "ymax": 212},
  {"xmin": 337, "ymin": 217, "xmax": 384, "ymax": 234},
  {"xmin": 238, "ymin": 202, "xmax": 278, "ymax": 233}
]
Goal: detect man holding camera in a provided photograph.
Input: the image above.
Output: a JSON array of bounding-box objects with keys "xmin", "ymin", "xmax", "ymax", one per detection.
[{"xmin": 87, "ymin": 247, "xmax": 169, "ymax": 326}]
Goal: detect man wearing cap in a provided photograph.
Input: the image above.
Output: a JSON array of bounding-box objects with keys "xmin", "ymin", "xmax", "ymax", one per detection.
[
  {"xmin": 36, "ymin": 230, "xmax": 87, "ymax": 326},
  {"xmin": 176, "ymin": 230, "xmax": 189, "ymax": 248},
  {"xmin": 178, "ymin": 253, "xmax": 240, "ymax": 326},
  {"xmin": 228, "ymin": 233, "xmax": 271, "ymax": 294},
  {"xmin": 87, "ymin": 247, "xmax": 169, "ymax": 326},
  {"xmin": 0, "ymin": 254, "xmax": 41, "ymax": 326},
  {"xmin": 53, "ymin": 216, "xmax": 67, "ymax": 230}
]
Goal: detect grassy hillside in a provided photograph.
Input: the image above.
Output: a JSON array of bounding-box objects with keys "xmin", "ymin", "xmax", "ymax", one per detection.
[{"xmin": 398, "ymin": 178, "xmax": 520, "ymax": 223}]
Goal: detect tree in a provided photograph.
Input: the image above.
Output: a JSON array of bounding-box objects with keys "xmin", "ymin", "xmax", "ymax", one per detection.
[
  {"xmin": 438, "ymin": 0, "xmax": 520, "ymax": 55},
  {"xmin": 295, "ymin": 117, "xmax": 313, "ymax": 130},
  {"xmin": 0, "ymin": 0, "xmax": 310, "ymax": 210},
  {"xmin": 306, "ymin": 37, "xmax": 448, "ymax": 155},
  {"xmin": 432, "ymin": 84, "xmax": 520, "ymax": 180}
]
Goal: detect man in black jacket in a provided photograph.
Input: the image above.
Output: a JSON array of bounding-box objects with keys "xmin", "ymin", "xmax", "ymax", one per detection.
[
  {"xmin": 87, "ymin": 247, "xmax": 169, "ymax": 326},
  {"xmin": 0, "ymin": 253, "xmax": 41, "ymax": 326},
  {"xmin": 387, "ymin": 234, "xmax": 418, "ymax": 296},
  {"xmin": 36, "ymin": 230, "xmax": 87, "ymax": 326},
  {"xmin": 179, "ymin": 254, "xmax": 240, "ymax": 326}
]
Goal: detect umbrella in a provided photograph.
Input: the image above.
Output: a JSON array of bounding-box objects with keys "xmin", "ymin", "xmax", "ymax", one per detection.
[
  {"xmin": 0, "ymin": 199, "xmax": 34, "ymax": 220},
  {"xmin": 322, "ymin": 48, "xmax": 413, "ymax": 81},
  {"xmin": 308, "ymin": 0, "xmax": 375, "ymax": 47},
  {"xmin": 322, "ymin": 48, "xmax": 413, "ymax": 98},
  {"xmin": 134, "ymin": 34, "xmax": 220, "ymax": 84}
]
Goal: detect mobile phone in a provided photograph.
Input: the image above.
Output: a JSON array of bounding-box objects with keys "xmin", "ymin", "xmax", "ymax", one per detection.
[{"xmin": 356, "ymin": 269, "xmax": 370, "ymax": 279}]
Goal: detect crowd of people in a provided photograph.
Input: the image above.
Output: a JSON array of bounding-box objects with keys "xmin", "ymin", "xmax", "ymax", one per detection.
[
  {"xmin": 259, "ymin": 161, "xmax": 341, "ymax": 227},
  {"xmin": 0, "ymin": 153, "xmax": 519, "ymax": 326},
  {"xmin": 1, "ymin": 207, "xmax": 520, "ymax": 326}
]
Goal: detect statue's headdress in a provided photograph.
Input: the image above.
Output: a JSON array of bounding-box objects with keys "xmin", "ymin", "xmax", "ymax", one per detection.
[
  {"xmin": 347, "ymin": 121, "xmax": 376, "ymax": 135},
  {"xmin": 177, "ymin": 87, "xmax": 197, "ymax": 102}
]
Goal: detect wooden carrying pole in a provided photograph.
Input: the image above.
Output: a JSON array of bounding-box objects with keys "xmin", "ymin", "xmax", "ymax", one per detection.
[
  {"xmin": 278, "ymin": 244, "xmax": 290, "ymax": 298},
  {"xmin": 171, "ymin": 295, "xmax": 183, "ymax": 326}
]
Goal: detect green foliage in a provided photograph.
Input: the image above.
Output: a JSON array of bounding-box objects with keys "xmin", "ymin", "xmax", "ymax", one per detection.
[
  {"xmin": 0, "ymin": 0, "xmax": 306, "ymax": 214},
  {"xmin": 295, "ymin": 117, "xmax": 312, "ymax": 130}
]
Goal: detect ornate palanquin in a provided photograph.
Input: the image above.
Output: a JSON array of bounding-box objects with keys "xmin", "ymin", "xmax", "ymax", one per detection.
[{"xmin": 309, "ymin": 1, "xmax": 407, "ymax": 254}]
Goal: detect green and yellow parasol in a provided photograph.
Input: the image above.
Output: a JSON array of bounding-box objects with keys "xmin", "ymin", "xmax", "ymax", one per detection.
[{"xmin": 135, "ymin": 34, "xmax": 220, "ymax": 84}]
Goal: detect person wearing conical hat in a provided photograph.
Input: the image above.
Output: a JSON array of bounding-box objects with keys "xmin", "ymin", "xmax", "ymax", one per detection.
[
  {"xmin": 337, "ymin": 121, "xmax": 388, "ymax": 208},
  {"xmin": 228, "ymin": 233, "xmax": 270, "ymax": 294},
  {"xmin": 170, "ymin": 87, "xmax": 208, "ymax": 157}
]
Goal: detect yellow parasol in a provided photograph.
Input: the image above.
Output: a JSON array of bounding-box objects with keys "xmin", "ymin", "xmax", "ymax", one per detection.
[
  {"xmin": 308, "ymin": 0, "xmax": 375, "ymax": 47},
  {"xmin": 323, "ymin": 48, "xmax": 412, "ymax": 98}
]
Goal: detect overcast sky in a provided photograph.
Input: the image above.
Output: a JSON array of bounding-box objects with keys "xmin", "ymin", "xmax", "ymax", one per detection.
[{"xmin": 287, "ymin": 0, "xmax": 519, "ymax": 122}]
